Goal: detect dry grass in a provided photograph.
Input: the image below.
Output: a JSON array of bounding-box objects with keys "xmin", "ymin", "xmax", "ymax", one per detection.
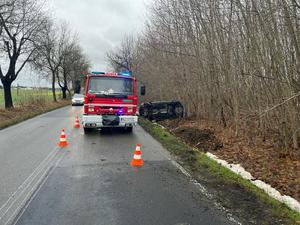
[
  {"xmin": 160, "ymin": 118, "xmax": 300, "ymax": 202},
  {"xmin": 0, "ymin": 99, "xmax": 70, "ymax": 129},
  {"xmin": 0, "ymin": 88, "xmax": 61, "ymax": 108}
]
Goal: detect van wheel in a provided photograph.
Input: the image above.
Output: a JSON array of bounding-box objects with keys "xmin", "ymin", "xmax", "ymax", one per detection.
[{"xmin": 84, "ymin": 127, "xmax": 93, "ymax": 134}]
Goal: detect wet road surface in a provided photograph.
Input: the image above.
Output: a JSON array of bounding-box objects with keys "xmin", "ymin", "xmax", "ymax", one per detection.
[{"xmin": 0, "ymin": 106, "xmax": 240, "ymax": 225}]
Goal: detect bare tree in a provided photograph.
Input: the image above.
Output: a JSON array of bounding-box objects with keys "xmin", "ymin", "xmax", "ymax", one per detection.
[
  {"xmin": 59, "ymin": 40, "xmax": 91, "ymax": 98},
  {"xmin": 56, "ymin": 23, "xmax": 75, "ymax": 99},
  {"xmin": 32, "ymin": 20, "xmax": 70, "ymax": 102},
  {"xmin": 60, "ymin": 44, "xmax": 90, "ymax": 96},
  {"xmin": 0, "ymin": 0, "xmax": 48, "ymax": 108},
  {"xmin": 114, "ymin": 0, "xmax": 300, "ymax": 150},
  {"xmin": 106, "ymin": 35, "xmax": 136, "ymax": 72}
]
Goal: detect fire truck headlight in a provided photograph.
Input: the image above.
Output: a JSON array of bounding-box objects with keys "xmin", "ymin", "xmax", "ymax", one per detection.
[
  {"xmin": 127, "ymin": 107, "xmax": 133, "ymax": 113},
  {"xmin": 88, "ymin": 107, "xmax": 95, "ymax": 112}
]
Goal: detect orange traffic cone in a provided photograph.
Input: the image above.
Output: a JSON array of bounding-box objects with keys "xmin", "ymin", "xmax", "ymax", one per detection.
[
  {"xmin": 131, "ymin": 144, "xmax": 144, "ymax": 167},
  {"xmin": 58, "ymin": 129, "xmax": 68, "ymax": 147},
  {"xmin": 74, "ymin": 116, "xmax": 80, "ymax": 128}
]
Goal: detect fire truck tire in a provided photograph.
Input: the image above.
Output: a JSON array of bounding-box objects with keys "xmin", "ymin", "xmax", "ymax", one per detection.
[
  {"xmin": 100, "ymin": 127, "xmax": 110, "ymax": 133},
  {"xmin": 84, "ymin": 127, "xmax": 93, "ymax": 134},
  {"xmin": 124, "ymin": 127, "xmax": 133, "ymax": 133}
]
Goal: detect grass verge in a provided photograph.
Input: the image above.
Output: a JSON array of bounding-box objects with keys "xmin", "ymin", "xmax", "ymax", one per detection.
[
  {"xmin": 0, "ymin": 100, "xmax": 70, "ymax": 130},
  {"xmin": 139, "ymin": 118, "xmax": 300, "ymax": 225},
  {"xmin": 0, "ymin": 88, "xmax": 61, "ymax": 107}
]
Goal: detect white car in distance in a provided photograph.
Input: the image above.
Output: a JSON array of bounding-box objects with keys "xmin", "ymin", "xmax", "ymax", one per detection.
[{"xmin": 72, "ymin": 94, "xmax": 84, "ymax": 106}]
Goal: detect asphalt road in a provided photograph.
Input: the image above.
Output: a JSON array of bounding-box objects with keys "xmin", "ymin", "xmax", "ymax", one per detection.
[{"xmin": 0, "ymin": 106, "xmax": 240, "ymax": 225}]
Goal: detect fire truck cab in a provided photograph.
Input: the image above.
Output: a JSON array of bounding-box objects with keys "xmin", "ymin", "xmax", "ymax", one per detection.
[{"xmin": 82, "ymin": 71, "xmax": 144, "ymax": 133}]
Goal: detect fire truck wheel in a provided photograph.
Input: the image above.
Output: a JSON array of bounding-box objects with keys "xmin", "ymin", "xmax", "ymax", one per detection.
[
  {"xmin": 100, "ymin": 127, "xmax": 110, "ymax": 133},
  {"xmin": 84, "ymin": 127, "xmax": 93, "ymax": 134},
  {"xmin": 124, "ymin": 127, "xmax": 133, "ymax": 133}
]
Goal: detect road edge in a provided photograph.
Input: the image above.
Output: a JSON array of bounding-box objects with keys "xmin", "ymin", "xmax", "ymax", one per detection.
[{"xmin": 139, "ymin": 118, "xmax": 300, "ymax": 225}]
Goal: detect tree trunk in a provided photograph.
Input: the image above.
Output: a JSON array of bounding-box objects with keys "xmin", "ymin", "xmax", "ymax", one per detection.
[
  {"xmin": 61, "ymin": 86, "xmax": 67, "ymax": 99},
  {"xmin": 67, "ymin": 88, "xmax": 72, "ymax": 98},
  {"xmin": 2, "ymin": 79, "xmax": 14, "ymax": 109},
  {"xmin": 52, "ymin": 72, "xmax": 57, "ymax": 102},
  {"xmin": 293, "ymin": 131, "xmax": 299, "ymax": 149},
  {"xmin": 62, "ymin": 71, "xmax": 68, "ymax": 99}
]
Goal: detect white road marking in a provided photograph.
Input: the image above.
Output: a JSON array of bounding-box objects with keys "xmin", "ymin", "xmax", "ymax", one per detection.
[
  {"xmin": 0, "ymin": 149, "xmax": 62, "ymax": 225},
  {"xmin": 11, "ymin": 152, "xmax": 66, "ymax": 225},
  {"xmin": 0, "ymin": 149, "xmax": 57, "ymax": 217}
]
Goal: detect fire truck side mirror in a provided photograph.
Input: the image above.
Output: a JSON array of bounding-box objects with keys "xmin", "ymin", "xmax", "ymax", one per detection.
[{"xmin": 140, "ymin": 85, "xmax": 146, "ymax": 96}]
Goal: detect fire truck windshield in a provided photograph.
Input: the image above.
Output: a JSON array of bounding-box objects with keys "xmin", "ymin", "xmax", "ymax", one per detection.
[{"xmin": 88, "ymin": 76, "xmax": 133, "ymax": 96}]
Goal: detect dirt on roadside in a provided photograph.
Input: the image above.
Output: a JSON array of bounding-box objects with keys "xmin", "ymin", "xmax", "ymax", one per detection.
[
  {"xmin": 0, "ymin": 100, "xmax": 69, "ymax": 129},
  {"xmin": 160, "ymin": 118, "xmax": 300, "ymax": 202},
  {"xmin": 171, "ymin": 126, "xmax": 223, "ymax": 151}
]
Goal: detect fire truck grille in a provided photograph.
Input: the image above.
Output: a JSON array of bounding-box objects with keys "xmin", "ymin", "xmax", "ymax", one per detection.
[
  {"xmin": 101, "ymin": 106, "xmax": 122, "ymax": 110},
  {"xmin": 102, "ymin": 115, "xmax": 120, "ymax": 126}
]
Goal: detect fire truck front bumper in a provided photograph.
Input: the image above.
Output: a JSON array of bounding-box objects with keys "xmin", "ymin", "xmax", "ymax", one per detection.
[{"xmin": 82, "ymin": 115, "xmax": 138, "ymax": 128}]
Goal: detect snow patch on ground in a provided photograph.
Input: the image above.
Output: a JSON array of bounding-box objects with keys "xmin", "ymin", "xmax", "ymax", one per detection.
[{"xmin": 206, "ymin": 152, "xmax": 300, "ymax": 213}]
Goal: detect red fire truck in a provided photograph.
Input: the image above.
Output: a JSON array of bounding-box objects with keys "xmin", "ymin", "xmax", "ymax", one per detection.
[{"xmin": 82, "ymin": 71, "xmax": 145, "ymax": 133}]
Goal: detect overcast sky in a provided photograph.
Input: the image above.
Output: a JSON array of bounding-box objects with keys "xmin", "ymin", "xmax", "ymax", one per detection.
[{"xmin": 15, "ymin": 0, "xmax": 152, "ymax": 87}]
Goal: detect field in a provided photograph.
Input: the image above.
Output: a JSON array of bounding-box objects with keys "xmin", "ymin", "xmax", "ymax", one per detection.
[
  {"xmin": 0, "ymin": 88, "xmax": 69, "ymax": 129},
  {"xmin": 0, "ymin": 88, "xmax": 62, "ymax": 107}
]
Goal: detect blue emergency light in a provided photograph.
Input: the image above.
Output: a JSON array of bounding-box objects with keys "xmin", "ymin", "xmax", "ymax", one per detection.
[{"xmin": 118, "ymin": 71, "xmax": 132, "ymax": 77}]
